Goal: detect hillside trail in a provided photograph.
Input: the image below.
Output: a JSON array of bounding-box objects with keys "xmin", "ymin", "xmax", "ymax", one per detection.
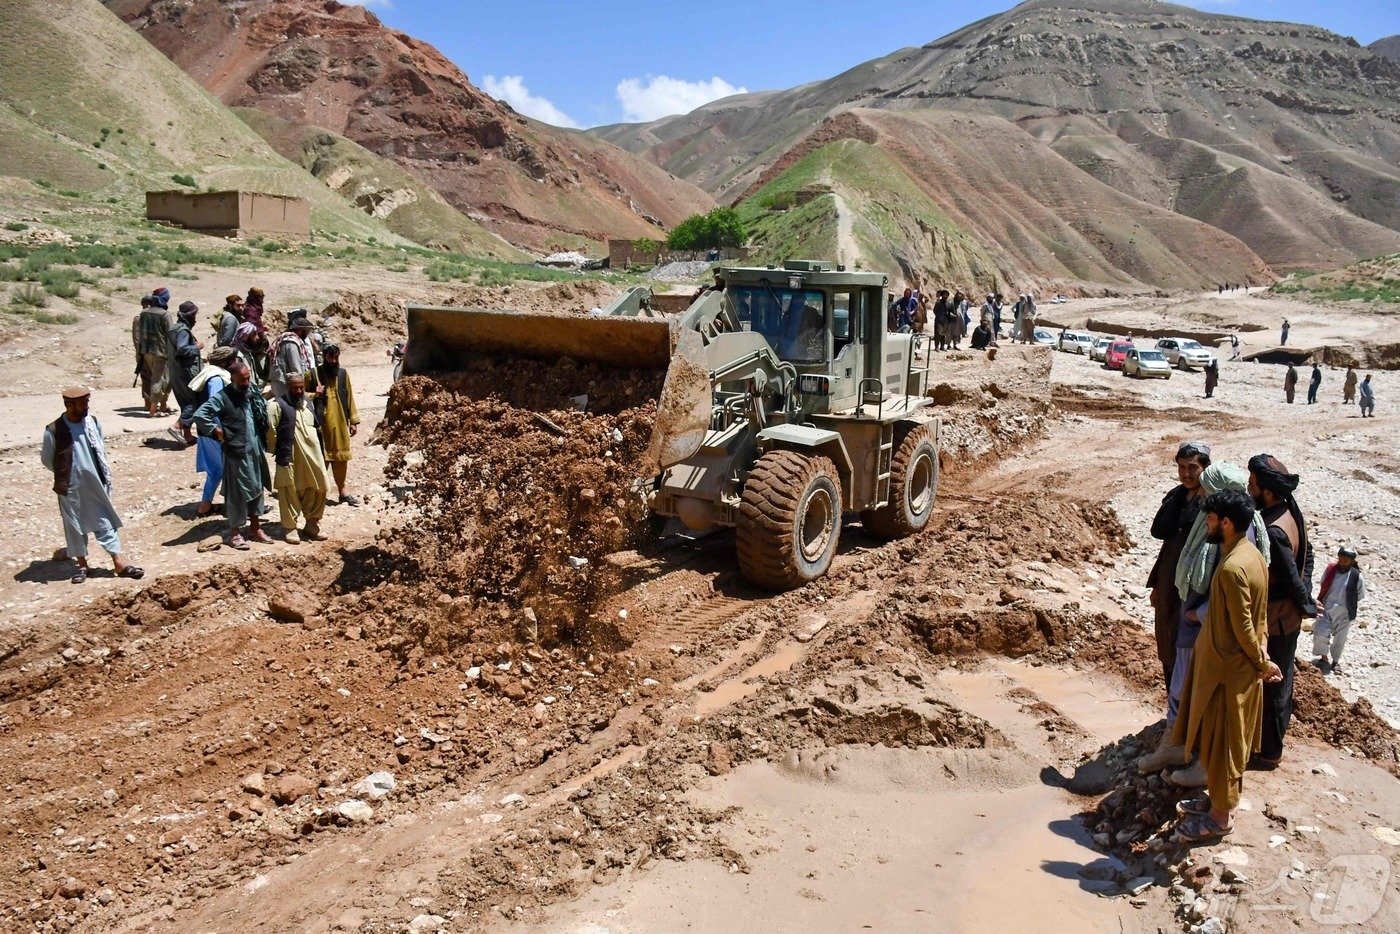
[{"xmin": 818, "ymin": 166, "xmax": 861, "ymax": 271}]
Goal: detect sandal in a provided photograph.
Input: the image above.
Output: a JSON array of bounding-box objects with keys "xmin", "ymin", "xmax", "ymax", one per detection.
[
  {"xmin": 248, "ymin": 530, "xmax": 274, "ymax": 544},
  {"xmin": 118, "ymin": 565, "xmax": 144, "ymax": 580},
  {"xmin": 1176, "ymin": 812, "xmax": 1232, "ymax": 843},
  {"xmin": 70, "ymin": 567, "xmax": 88, "ymax": 584},
  {"xmin": 227, "ymin": 535, "xmax": 250, "ymax": 551},
  {"xmin": 1176, "ymin": 796, "xmax": 1212, "ymax": 816},
  {"xmin": 1248, "ymin": 755, "xmax": 1281, "ymax": 771}
]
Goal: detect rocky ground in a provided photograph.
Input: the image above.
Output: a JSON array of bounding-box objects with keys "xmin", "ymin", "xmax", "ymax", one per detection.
[{"xmin": 0, "ymin": 272, "xmax": 1395, "ymax": 933}]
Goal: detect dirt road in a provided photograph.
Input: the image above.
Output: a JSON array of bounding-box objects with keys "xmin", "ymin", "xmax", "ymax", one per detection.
[{"xmin": 0, "ymin": 273, "xmax": 1396, "ymax": 933}]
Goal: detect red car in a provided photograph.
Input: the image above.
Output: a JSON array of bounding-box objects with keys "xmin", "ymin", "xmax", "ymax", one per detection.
[{"xmin": 1105, "ymin": 340, "xmax": 1134, "ymax": 370}]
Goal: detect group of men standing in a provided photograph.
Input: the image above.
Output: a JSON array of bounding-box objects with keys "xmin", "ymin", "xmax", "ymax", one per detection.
[
  {"xmin": 48, "ymin": 285, "xmax": 366, "ymax": 580},
  {"xmin": 888, "ymin": 288, "xmax": 1038, "ymax": 349},
  {"xmin": 1138, "ymin": 442, "xmax": 1367, "ymax": 842},
  {"xmin": 1282, "ymin": 363, "xmax": 1376, "ymax": 415}
]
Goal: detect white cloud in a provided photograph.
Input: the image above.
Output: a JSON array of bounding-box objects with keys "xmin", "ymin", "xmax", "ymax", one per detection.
[
  {"xmin": 481, "ymin": 75, "xmax": 580, "ymax": 129},
  {"xmin": 615, "ymin": 75, "xmax": 748, "ymax": 123},
  {"xmin": 358, "ymin": 0, "xmax": 394, "ymax": 9}
]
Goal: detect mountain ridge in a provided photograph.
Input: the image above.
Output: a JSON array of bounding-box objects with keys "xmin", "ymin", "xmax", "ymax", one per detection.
[
  {"xmin": 597, "ymin": 0, "xmax": 1400, "ymax": 275},
  {"xmin": 106, "ymin": 0, "xmax": 714, "ymax": 252}
]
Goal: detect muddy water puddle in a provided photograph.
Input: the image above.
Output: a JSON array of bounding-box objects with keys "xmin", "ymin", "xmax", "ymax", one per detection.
[{"xmin": 694, "ymin": 640, "xmax": 809, "ymax": 716}]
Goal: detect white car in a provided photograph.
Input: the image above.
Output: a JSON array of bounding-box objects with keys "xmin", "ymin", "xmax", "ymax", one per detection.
[
  {"xmin": 1155, "ymin": 337, "xmax": 1214, "ymax": 370},
  {"xmin": 1123, "ymin": 348, "xmax": 1173, "ymax": 379},
  {"xmin": 1032, "ymin": 328, "xmax": 1057, "ymax": 345},
  {"xmin": 1057, "ymin": 331, "xmax": 1095, "ymax": 355},
  {"xmin": 1090, "ymin": 337, "xmax": 1112, "ymax": 362}
]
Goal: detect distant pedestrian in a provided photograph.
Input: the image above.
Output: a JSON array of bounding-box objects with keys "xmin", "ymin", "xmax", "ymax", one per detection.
[
  {"xmin": 242, "ymin": 287, "xmax": 267, "ymax": 335},
  {"xmin": 231, "ymin": 322, "xmax": 269, "ymax": 391},
  {"xmin": 194, "ymin": 361, "xmax": 272, "ymax": 549},
  {"xmin": 932, "ymin": 290, "xmax": 953, "ymax": 351},
  {"xmin": 970, "ymin": 322, "xmax": 992, "ymax": 350},
  {"xmin": 41, "ymin": 387, "xmax": 143, "ymax": 583},
  {"xmin": 270, "ymin": 309, "xmax": 318, "ymax": 399},
  {"xmin": 1280, "ymin": 319, "xmax": 1290, "ymax": 346},
  {"xmin": 1307, "ymin": 364, "xmax": 1321, "ymax": 405},
  {"xmin": 992, "ymin": 292, "xmax": 1004, "ymax": 340},
  {"xmin": 136, "ymin": 294, "xmax": 171, "ymax": 417},
  {"xmin": 888, "ymin": 288, "xmax": 916, "ymax": 333},
  {"xmin": 1313, "ymin": 546, "xmax": 1366, "ymax": 674},
  {"xmin": 315, "ymin": 343, "xmax": 361, "ymax": 507},
  {"xmin": 911, "ymin": 293, "xmax": 928, "ymax": 335},
  {"xmin": 1359, "ymin": 374, "xmax": 1375, "ymax": 417},
  {"xmin": 1020, "ymin": 293, "xmax": 1037, "ymax": 343},
  {"xmin": 1247, "ymin": 454, "xmax": 1316, "ymax": 770},
  {"xmin": 187, "ymin": 346, "xmax": 236, "ymax": 518},
  {"xmin": 952, "ymin": 290, "xmax": 969, "ymax": 349},
  {"xmin": 1204, "ymin": 359, "xmax": 1218, "ymax": 399},
  {"xmin": 166, "ymin": 301, "xmax": 204, "ymax": 445},
  {"xmin": 1343, "ymin": 366, "xmax": 1357, "ymax": 404},
  {"xmin": 267, "ymin": 373, "xmax": 328, "ymax": 544},
  {"xmin": 1230, "ymin": 334, "xmax": 1240, "ymax": 361},
  {"xmin": 215, "ymin": 295, "xmax": 242, "ymax": 348},
  {"xmin": 1283, "ymin": 365, "xmax": 1297, "ymax": 404},
  {"xmin": 1170, "ymin": 488, "xmax": 1280, "ymax": 842}
]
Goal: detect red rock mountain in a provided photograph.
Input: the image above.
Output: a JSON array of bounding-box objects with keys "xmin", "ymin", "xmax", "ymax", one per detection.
[{"xmin": 106, "ymin": 0, "xmax": 713, "ymax": 252}]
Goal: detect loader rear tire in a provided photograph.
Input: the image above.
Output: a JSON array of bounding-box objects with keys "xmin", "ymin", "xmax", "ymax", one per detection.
[
  {"xmin": 736, "ymin": 451, "xmax": 842, "ymax": 590},
  {"xmin": 861, "ymin": 425, "xmax": 938, "ymax": 539}
]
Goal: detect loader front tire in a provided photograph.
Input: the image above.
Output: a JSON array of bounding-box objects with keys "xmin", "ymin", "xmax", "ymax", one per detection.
[
  {"xmin": 861, "ymin": 425, "xmax": 938, "ymax": 539},
  {"xmin": 737, "ymin": 451, "xmax": 842, "ymax": 590}
]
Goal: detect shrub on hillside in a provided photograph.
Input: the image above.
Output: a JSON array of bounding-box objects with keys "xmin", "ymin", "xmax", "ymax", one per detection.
[
  {"xmin": 171, "ymin": 173, "xmax": 197, "ymax": 188},
  {"xmin": 666, "ymin": 208, "xmax": 746, "ymax": 251},
  {"xmin": 10, "ymin": 283, "xmax": 48, "ymax": 308}
]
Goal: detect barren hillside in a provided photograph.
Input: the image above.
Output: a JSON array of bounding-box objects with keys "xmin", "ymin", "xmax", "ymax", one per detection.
[
  {"xmin": 235, "ymin": 109, "xmax": 525, "ymax": 261},
  {"xmin": 0, "ymin": 0, "xmax": 402, "ymax": 242},
  {"xmin": 1372, "ymin": 35, "xmax": 1400, "ymax": 62},
  {"xmin": 106, "ymin": 0, "xmax": 714, "ymax": 252},
  {"xmin": 737, "ymin": 110, "xmax": 1271, "ymax": 293},
  {"xmin": 598, "ymin": 0, "xmax": 1400, "ymax": 272}
]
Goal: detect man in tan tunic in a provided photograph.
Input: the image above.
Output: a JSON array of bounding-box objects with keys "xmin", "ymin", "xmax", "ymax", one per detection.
[
  {"xmin": 266, "ymin": 373, "xmax": 328, "ymax": 544},
  {"xmin": 1171, "ymin": 489, "xmax": 1282, "ymax": 842}
]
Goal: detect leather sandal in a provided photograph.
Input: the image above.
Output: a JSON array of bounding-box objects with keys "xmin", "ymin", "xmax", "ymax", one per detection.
[
  {"xmin": 1176, "ymin": 813, "xmax": 1232, "ymax": 842},
  {"xmin": 70, "ymin": 567, "xmax": 88, "ymax": 584}
]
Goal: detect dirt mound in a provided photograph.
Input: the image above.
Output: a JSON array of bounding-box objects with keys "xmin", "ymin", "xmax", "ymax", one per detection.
[
  {"xmin": 376, "ymin": 360, "xmax": 663, "ymax": 645},
  {"xmin": 314, "ymin": 281, "xmax": 623, "ymax": 349},
  {"xmin": 317, "ymin": 291, "xmax": 405, "ymax": 348},
  {"xmin": 1291, "ymin": 664, "xmax": 1400, "ymax": 764}
]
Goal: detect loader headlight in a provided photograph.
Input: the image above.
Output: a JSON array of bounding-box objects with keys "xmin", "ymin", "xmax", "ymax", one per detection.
[{"xmin": 799, "ymin": 375, "xmax": 830, "ymax": 395}]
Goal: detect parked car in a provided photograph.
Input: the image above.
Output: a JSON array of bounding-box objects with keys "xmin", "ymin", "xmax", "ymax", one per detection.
[
  {"xmin": 1057, "ymin": 330, "xmax": 1095, "ymax": 355},
  {"xmin": 1104, "ymin": 340, "xmax": 1134, "ymax": 369},
  {"xmin": 1090, "ymin": 337, "xmax": 1112, "ymax": 362},
  {"xmin": 1032, "ymin": 328, "xmax": 1057, "ymax": 345},
  {"xmin": 1123, "ymin": 348, "xmax": 1173, "ymax": 379},
  {"xmin": 1155, "ymin": 337, "xmax": 1215, "ymax": 370},
  {"xmin": 1051, "ymin": 294, "xmax": 1068, "ymax": 304}
]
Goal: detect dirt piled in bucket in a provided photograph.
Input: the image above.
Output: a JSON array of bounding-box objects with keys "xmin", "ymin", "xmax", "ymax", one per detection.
[{"xmin": 376, "ymin": 359, "xmax": 665, "ymax": 646}]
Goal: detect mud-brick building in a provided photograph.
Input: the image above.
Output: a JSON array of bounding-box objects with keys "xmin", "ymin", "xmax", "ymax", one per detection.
[{"xmin": 145, "ymin": 190, "xmax": 309, "ymax": 238}]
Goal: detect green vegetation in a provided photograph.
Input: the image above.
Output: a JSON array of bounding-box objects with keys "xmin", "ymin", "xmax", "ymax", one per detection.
[
  {"xmin": 1270, "ymin": 254, "xmax": 1400, "ymax": 304},
  {"xmin": 4, "ymin": 222, "xmax": 28, "ymax": 232},
  {"xmin": 171, "ymin": 173, "xmax": 197, "ymax": 188},
  {"xmin": 666, "ymin": 208, "xmax": 747, "ymax": 250},
  {"xmin": 9, "ymin": 282, "xmax": 48, "ymax": 307}
]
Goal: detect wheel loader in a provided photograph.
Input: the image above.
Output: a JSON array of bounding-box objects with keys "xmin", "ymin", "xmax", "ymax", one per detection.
[{"xmin": 402, "ymin": 260, "xmax": 938, "ymax": 590}]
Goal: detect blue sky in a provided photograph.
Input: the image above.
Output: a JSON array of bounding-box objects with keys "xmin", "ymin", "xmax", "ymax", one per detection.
[{"xmin": 358, "ymin": 1, "xmax": 1399, "ymax": 128}]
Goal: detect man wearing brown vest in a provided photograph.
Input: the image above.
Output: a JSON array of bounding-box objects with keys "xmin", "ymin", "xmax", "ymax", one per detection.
[{"xmin": 40, "ymin": 387, "xmax": 143, "ymax": 584}]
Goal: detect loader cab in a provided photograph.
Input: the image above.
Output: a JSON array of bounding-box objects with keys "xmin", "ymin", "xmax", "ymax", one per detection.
[{"xmin": 718, "ymin": 261, "xmax": 891, "ymax": 417}]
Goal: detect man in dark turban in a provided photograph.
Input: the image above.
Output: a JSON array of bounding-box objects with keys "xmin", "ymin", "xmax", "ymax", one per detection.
[{"xmin": 1246, "ymin": 454, "xmax": 1316, "ymax": 769}]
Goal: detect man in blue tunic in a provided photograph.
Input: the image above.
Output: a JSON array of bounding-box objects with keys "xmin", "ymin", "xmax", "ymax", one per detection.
[{"xmin": 40, "ymin": 387, "xmax": 144, "ymax": 583}]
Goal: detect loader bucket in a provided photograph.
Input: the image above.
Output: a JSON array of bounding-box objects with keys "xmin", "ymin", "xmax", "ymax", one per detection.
[{"xmin": 403, "ymin": 304, "xmax": 712, "ymax": 474}]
